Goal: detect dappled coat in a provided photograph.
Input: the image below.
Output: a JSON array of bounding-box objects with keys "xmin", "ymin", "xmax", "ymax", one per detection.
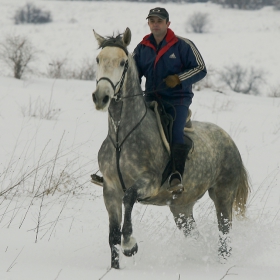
[{"xmin": 133, "ymin": 28, "xmax": 207, "ymax": 105}]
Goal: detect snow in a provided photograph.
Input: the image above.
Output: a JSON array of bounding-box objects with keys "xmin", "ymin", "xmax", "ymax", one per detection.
[{"xmin": 0, "ymin": 0, "xmax": 280, "ymax": 279}]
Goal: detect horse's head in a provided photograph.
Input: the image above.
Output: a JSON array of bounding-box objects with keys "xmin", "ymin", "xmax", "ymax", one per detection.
[{"xmin": 92, "ymin": 28, "xmax": 131, "ymax": 111}]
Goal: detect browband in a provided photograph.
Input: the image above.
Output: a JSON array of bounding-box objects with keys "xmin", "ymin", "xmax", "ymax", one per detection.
[{"xmin": 100, "ymin": 38, "xmax": 128, "ymax": 55}]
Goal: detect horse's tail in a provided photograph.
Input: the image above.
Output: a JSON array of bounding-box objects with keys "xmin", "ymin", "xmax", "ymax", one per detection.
[{"xmin": 233, "ymin": 160, "xmax": 251, "ymax": 218}]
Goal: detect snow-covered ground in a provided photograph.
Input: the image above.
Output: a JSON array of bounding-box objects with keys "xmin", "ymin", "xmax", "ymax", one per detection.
[{"xmin": 0, "ymin": 1, "xmax": 280, "ymax": 279}]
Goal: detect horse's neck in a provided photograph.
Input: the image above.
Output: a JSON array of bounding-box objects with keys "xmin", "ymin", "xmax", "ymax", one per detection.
[
  {"xmin": 108, "ymin": 100, "xmax": 123, "ymax": 137},
  {"xmin": 108, "ymin": 60, "xmax": 146, "ymax": 141},
  {"xmin": 108, "ymin": 94, "xmax": 146, "ymax": 139},
  {"xmin": 122, "ymin": 66, "xmax": 146, "ymax": 120},
  {"xmin": 108, "ymin": 100, "xmax": 122, "ymax": 124}
]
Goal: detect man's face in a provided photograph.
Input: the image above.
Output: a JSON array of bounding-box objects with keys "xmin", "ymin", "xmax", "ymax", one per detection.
[{"xmin": 148, "ymin": 16, "xmax": 170, "ymax": 38}]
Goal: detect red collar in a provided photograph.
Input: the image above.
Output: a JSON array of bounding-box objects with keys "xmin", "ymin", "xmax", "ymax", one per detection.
[{"xmin": 140, "ymin": 28, "xmax": 178, "ymax": 66}]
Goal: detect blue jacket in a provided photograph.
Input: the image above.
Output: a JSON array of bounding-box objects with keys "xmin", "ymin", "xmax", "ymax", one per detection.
[{"xmin": 133, "ymin": 28, "xmax": 207, "ymax": 106}]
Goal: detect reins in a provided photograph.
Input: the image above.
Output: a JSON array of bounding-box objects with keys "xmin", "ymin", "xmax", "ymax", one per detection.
[{"xmin": 108, "ymin": 98, "xmax": 147, "ymax": 193}]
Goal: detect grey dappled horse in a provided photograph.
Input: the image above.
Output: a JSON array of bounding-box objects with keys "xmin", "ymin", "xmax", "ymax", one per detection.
[{"xmin": 92, "ymin": 28, "xmax": 250, "ymax": 269}]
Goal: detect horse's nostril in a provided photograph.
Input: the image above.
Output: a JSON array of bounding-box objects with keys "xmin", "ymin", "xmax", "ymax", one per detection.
[
  {"xmin": 103, "ymin": 95, "xmax": 109, "ymax": 104},
  {"xmin": 92, "ymin": 93, "xmax": 97, "ymax": 103}
]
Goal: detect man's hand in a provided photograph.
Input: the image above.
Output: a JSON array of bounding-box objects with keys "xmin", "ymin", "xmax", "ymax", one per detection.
[{"xmin": 164, "ymin": 74, "xmax": 181, "ymax": 88}]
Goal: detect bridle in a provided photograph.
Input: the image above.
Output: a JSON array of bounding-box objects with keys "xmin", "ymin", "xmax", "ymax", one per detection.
[
  {"xmin": 95, "ymin": 45, "xmax": 129, "ymax": 101},
  {"xmin": 96, "ymin": 59, "xmax": 129, "ymax": 101}
]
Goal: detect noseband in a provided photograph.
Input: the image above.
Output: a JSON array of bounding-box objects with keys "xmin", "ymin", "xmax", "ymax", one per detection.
[{"xmin": 96, "ymin": 43, "xmax": 129, "ymax": 101}]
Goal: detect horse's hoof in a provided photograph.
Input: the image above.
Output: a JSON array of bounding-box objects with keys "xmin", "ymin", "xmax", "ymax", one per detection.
[
  {"xmin": 122, "ymin": 243, "xmax": 138, "ymax": 257},
  {"xmin": 121, "ymin": 235, "xmax": 138, "ymax": 257},
  {"xmin": 185, "ymin": 228, "xmax": 200, "ymax": 240},
  {"xmin": 111, "ymin": 246, "xmax": 120, "ymax": 269},
  {"xmin": 121, "ymin": 236, "xmax": 138, "ymax": 257},
  {"xmin": 218, "ymin": 235, "xmax": 232, "ymax": 263},
  {"xmin": 218, "ymin": 250, "xmax": 231, "ymax": 264},
  {"xmin": 111, "ymin": 260, "xmax": 120, "ymax": 269}
]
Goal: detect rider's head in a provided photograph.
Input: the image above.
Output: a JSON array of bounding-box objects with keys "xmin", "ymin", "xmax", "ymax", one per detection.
[
  {"xmin": 146, "ymin": 7, "xmax": 170, "ymax": 40},
  {"xmin": 146, "ymin": 7, "xmax": 169, "ymax": 23}
]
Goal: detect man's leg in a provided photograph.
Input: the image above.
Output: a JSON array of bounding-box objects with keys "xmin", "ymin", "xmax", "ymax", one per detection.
[{"xmin": 166, "ymin": 105, "xmax": 192, "ymax": 192}]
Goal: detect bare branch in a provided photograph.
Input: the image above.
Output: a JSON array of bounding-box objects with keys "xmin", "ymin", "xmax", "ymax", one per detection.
[
  {"xmin": 218, "ymin": 64, "xmax": 265, "ymax": 95},
  {"xmin": 220, "ymin": 265, "xmax": 237, "ymax": 280},
  {"xmin": 0, "ymin": 35, "xmax": 39, "ymax": 79},
  {"xmin": 186, "ymin": 12, "xmax": 210, "ymax": 33}
]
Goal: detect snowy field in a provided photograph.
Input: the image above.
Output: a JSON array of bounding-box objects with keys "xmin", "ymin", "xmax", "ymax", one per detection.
[{"xmin": 0, "ymin": 0, "xmax": 280, "ymax": 279}]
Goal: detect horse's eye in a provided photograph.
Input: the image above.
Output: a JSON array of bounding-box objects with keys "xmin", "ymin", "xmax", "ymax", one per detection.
[
  {"xmin": 96, "ymin": 57, "xmax": 99, "ymax": 64},
  {"xmin": 120, "ymin": 60, "xmax": 125, "ymax": 67}
]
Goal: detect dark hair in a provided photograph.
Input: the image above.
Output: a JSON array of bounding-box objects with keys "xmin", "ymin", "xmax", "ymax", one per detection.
[{"xmin": 148, "ymin": 17, "xmax": 169, "ymax": 23}]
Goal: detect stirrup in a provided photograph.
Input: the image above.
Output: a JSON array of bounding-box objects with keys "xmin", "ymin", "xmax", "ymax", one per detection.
[
  {"xmin": 91, "ymin": 173, "xmax": 103, "ymax": 187},
  {"xmin": 167, "ymin": 171, "xmax": 184, "ymax": 193}
]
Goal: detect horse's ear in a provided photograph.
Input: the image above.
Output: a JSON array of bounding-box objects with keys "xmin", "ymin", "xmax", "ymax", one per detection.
[
  {"xmin": 93, "ymin": 29, "xmax": 105, "ymax": 47},
  {"xmin": 122, "ymin": 27, "xmax": 131, "ymax": 47}
]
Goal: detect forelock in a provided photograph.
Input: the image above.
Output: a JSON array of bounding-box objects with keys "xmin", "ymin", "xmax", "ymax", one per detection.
[{"xmin": 99, "ymin": 34, "xmax": 128, "ymax": 55}]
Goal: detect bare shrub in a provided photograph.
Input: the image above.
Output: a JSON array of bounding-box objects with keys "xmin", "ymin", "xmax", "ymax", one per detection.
[
  {"xmin": 212, "ymin": 0, "xmax": 266, "ymax": 9},
  {"xmin": 45, "ymin": 170, "xmax": 79, "ymax": 195},
  {"xmin": 20, "ymin": 96, "xmax": 61, "ymax": 120},
  {"xmin": 194, "ymin": 66, "xmax": 218, "ymax": 91},
  {"xmin": 274, "ymin": 0, "xmax": 280, "ymax": 9},
  {"xmin": 73, "ymin": 59, "xmax": 96, "ymax": 80},
  {"xmin": 47, "ymin": 57, "xmax": 96, "ymax": 80},
  {"xmin": 47, "ymin": 58, "xmax": 68, "ymax": 79},
  {"xmin": 186, "ymin": 12, "xmax": 210, "ymax": 33},
  {"xmin": 218, "ymin": 64, "xmax": 265, "ymax": 95},
  {"xmin": 0, "ymin": 35, "xmax": 39, "ymax": 79},
  {"xmin": 268, "ymin": 84, "xmax": 280, "ymax": 98},
  {"xmin": 14, "ymin": 2, "xmax": 52, "ymax": 24}
]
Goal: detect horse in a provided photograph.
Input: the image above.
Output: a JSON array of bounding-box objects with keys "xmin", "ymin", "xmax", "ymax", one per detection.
[{"xmin": 91, "ymin": 27, "xmax": 250, "ymax": 269}]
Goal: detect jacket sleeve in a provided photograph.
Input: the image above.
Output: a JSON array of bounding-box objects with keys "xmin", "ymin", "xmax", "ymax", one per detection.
[
  {"xmin": 132, "ymin": 44, "xmax": 143, "ymax": 83},
  {"xmin": 177, "ymin": 38, "xmax": 207, "ymax": 87}
]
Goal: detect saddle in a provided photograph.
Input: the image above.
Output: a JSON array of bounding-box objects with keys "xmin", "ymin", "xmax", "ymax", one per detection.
[{"xmin": 149, "ymin": 101, "xmax": 194, "ymax": 155}]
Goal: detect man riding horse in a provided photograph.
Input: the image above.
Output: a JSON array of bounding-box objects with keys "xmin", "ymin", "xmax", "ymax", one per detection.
[
  {"xmin": 133, "ymin": 7, "xmax": 207, "ymax": 193},
  {"xmin": 92, "ymin": 24, "xmax": 249, "ymax": 268}
]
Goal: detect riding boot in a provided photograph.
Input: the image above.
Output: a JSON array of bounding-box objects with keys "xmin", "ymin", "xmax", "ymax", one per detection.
[{"xmin": 167, "ymin": 142, "xmax": 192, "ymax": 193}]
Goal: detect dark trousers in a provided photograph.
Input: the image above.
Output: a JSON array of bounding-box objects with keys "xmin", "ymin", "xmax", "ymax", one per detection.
[{"xmin": 165, "ymin": 105, "xmax": 189, "ymax": 145}]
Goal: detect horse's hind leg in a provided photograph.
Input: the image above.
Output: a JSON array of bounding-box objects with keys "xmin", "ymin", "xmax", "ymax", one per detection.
[
  {"xmin": 208, "ymin": 186, "xmax": 235, "ymax": 260},
  {"xmin": 169, "ymin": 203, "xmax": 199, "ymax": 238},
  {"xmin": 104, "ymin": 187, "xmax": 123, "ymax": 269}
]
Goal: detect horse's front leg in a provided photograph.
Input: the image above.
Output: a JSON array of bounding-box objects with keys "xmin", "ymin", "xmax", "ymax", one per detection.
[
  {"xmin": 121, "ymin": 173, "xmax": 158, "ymax": 257},
  {"xmin": 103, "ymin": 186, "xmax": 123, "ymax": 269},
  {"xmin": 121, "ymin": 186, "xmax": 138, "ymax": 256}
]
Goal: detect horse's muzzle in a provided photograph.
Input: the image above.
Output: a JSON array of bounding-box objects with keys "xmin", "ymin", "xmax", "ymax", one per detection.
[{"xmin": 92, "ymin": 88, "xmax": 110, "ymax": 111}]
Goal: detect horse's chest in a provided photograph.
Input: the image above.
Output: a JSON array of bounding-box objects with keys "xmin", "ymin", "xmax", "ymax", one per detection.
[
  {"xmin": 98, "ymin": 137, "xmax": 160, "ymax": 179},
  {"xmin": 98, "ymin": 140, "xmax": 139, "ymax": 171}
]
